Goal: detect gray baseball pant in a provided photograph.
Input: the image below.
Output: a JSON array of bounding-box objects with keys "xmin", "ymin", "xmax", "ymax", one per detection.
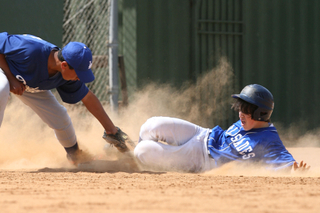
[{"xmin": 0, "ymin": 69, "xmax": 77, "ymax": 148}]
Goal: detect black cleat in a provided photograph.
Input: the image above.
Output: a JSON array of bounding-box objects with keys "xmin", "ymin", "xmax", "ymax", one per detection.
[{"xmin": 67, "ymin": 149, "xmax": 94, "ymax": 166}]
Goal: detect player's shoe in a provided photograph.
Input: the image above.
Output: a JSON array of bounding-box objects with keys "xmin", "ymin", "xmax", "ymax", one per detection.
[
  {"xmin": 67, "ymin": 149, "xmax": 94, "ymax": 166},
  {"xmin": 103, "ymin": 127, "xmax": 136, "ymax": 153}
]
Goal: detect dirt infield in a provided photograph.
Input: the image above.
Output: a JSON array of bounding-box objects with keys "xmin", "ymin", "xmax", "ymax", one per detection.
[{"xmin": 0, "ymin": 147, "xmax": 319, "ymax": 213}]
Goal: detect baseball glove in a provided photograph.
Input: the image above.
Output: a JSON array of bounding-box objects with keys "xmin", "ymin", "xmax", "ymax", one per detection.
[{"xmin": 103, "ymin": 127, "xmax": 136, "ymax": 153}]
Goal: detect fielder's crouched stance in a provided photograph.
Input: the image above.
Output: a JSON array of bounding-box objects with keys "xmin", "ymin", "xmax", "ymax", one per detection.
[
  {"xmin": 134, "ymin": 84, "xmax": 310, "ymax": 173},
  {"xmin": 0, "ymin": 32, "xmax": 134, "ymax": 165}
]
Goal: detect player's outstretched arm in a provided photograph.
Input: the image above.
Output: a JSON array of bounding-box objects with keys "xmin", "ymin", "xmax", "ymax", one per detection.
[
  {"xmin": 82, "ymin": 90, "xmax": 137, "ymax": 154},
  {"xmin": 293, "ymin": 161, "xmax": 310, "ymax": 172},
  {"xmin": 81, "ymin": 90, "xmax": 117, "ymax": 135}
]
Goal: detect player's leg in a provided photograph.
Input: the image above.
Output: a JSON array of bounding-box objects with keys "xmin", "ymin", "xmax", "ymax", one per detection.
[
  {"xmin": 134, "ymin": 127, "xmax": 209, "ymax": 172},
  {"xmin": 0, "ymin": 69, "xmax": 10, "ymax": 127},
  {"xmin": 139, "ymin": 116, "xmax": 202, "ymax": 146},
  {"xmin": 15, "ymin": 91, "xmax": 93, "ymax": 164},
  {"xmin": 15, "ymin": 91, "xmax": 77, "ymax": 148}
]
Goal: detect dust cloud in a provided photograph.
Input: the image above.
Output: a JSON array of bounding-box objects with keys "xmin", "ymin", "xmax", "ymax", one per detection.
[
  {"xmin": 115, "ymin": 57, "xmax": 234, "ymax": 133},
  {"xmin": 0, "ymin": 58, "xmax": 319, "ymax": 176}
]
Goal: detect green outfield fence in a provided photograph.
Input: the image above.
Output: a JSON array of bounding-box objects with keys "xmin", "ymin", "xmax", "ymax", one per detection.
[
  {"xmin": 120, "ymin": 0, "xmax": 320, "ymax": 132},
  {"xmin": 2, "ymin": 0, "xmax": 320, "ymax": 132},
  {"xmin": 194, "ymin": 0, "xmax": 243, "ymax": 128}
]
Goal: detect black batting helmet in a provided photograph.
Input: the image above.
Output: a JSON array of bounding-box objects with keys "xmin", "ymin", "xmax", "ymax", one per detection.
[{"xmin": 232, "ymin": 84, "xmax": 274, "ymax": 121}]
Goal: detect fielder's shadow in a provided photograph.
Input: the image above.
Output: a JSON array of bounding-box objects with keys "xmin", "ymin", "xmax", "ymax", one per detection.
[{"xmin": 32, "ymin": 159, "xmax": 165, "ymax": 174}]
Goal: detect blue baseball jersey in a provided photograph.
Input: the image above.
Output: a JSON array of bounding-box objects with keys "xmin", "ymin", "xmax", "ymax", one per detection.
[
  {"xmin": 207, "ymin": 120, "xmax": 295, "ymax": 170},
  {"xmin": 0, "ymin": 32, "xmax": 89, "ymax": 104}
]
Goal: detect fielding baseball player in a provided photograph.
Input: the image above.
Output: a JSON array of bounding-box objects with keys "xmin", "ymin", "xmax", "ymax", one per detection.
[
  {"xmin": 0, "ymin": 32, "xmax": 133, "ymax": 165},
  {"xmin": 134, "ymin": 84, "xmax": 310, "ymax": 173}
]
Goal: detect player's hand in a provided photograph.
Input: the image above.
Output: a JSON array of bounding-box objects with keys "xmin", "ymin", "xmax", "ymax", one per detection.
[
  {"xmin": 293, "ymin": 161, "xmax": 310, "ymax": 172},
  {"xmin": 10, "ymin": 80, "xmax": 25, "ymax": 95}
]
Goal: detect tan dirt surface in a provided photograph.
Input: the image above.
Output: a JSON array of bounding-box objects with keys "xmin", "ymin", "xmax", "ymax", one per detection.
[{"xmin": 0, "ymin": 147, "xmax": 319, "ymax": 213}]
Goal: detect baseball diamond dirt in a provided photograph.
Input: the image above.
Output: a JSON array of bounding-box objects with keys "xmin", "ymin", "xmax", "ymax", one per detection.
[
  {"xmin": 1, "ymin": 64, "xmax": 320, "ymax": 212},
  {"xmin": 0, "ymin": 148, "xmax": 319, "ymax": 213}
]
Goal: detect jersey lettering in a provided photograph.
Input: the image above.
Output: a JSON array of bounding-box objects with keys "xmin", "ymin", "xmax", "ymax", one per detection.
[
  {"xmin": 16, "ymin": 75, "xmax": 44, "ymax": 93},
  {"xmin": 235, "ymin": 141, "xmax": 250, "ymax": 152},
  {"xmin": 239, "ymin": 146, "xmax": 253, "ymax": 155},
  {"xmin": 231, "ymin": 133, "xmax": 242, "ymax": 142},
  {"xmin": 225, "ymin": 125, "xmax": 240, "ymax": 136},
  {"xmin": 231, "ymin": 133, "xmax": 255, "ymax": 160},
  {"xmin": 242, "ymin": 153, "xmax": 255, "ymax": 160},
  {"xmin": 16, "ymin": 75, "xmax": 26, "ymax": 85},
  {"xmin": 233, "ymin": 137, "xmax": 246, "ymax": 147}
]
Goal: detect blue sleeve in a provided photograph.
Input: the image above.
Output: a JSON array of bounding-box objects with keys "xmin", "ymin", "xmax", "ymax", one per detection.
[
  {"xmin": 207, "ymin": 125, "xmax": 226, "ymax": 149},
  {"xmin": 0, "ymin": 32, "xmax": 9, "ymax": 54},
  {"xmin": 56, "ymin": 81, "xmax": 89, "ymax": 104},
  {"xmin": 263, "ymin": 141, "xmax": 295, "ymax": 171}
]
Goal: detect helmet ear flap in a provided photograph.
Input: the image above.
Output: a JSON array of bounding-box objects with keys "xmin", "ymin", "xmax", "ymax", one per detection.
[
  {"xmin": 253, "ymin": 108, "xmax": 264, "ymax": 121},
  {"xmin": 253, "ymin": 108, "xmax": 272, "ymax": 121}
]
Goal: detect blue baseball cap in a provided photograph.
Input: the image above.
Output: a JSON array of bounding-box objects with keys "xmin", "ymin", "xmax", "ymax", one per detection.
[{"xmin": 62, "ymin": 42, "xmax": 95, "ymax": 83}]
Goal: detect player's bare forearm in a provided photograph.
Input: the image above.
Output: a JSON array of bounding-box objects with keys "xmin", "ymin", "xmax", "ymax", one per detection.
[
  {"xmin": 0, "ymin": 54, "xmax": 12, "ymax": 76},
  {"xmin": 0, "ymin": 54, "xmax": 25, "ymax": 95},
  {"xmin": 0, "ymin": 54, "xmax": 16, "ymax": 82},
  {"xmin": 81, "ymin": 90, "xmax": 117, "ymax": 134}
]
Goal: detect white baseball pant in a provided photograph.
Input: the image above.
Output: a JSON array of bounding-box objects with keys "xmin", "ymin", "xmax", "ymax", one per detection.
[
  {"xmin": 0, "ymin": 68, "xmax": 77, "ymax": 148},
  {"xmin": 134, "ymin": 116, "xmax": 216, "ymax": 173}
]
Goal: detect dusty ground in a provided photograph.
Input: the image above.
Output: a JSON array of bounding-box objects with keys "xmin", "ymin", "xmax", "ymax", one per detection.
[{"xmin": 0, "ymin": 147, "xmax": 319, "ymax": 213}]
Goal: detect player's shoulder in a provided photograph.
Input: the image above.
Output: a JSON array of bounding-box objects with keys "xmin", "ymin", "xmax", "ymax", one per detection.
[
  {"xmin": 0, "ymin": 32, "xmax": 10, "ymax": 47},
  {"xmin": 243, "ymin": 123, "xmax": 280, "ymax": 142},
  {"xmin": 233, "ymin": 120, "xmax": 242, "ymax": 129},
  {"xmin": 252, "ymin": 124, "xmax": 279, "ymax": 136},
  {"xmin": 13, "ymin": 33, "xmax": 57, "ymax": 48},
  {"xmin": 0, "ymin": 32, "xmax": 9, "ymax": 39}
]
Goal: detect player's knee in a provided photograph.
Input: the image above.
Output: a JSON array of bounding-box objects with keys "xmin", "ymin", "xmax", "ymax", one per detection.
[
  {"xmin": 134, "ymin": 141, "xmax": 147, "ymax": 160},
  {"xmin": 134, "ymin": 141, "xmax": 156, "ymax": 164},
  {"xmin": 50, "ymin": 106, "xmax": 72, "ymax": 130},
  {"xmin": 139, "ymin": 116, "xmax": 164, "ymax": 139}
]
